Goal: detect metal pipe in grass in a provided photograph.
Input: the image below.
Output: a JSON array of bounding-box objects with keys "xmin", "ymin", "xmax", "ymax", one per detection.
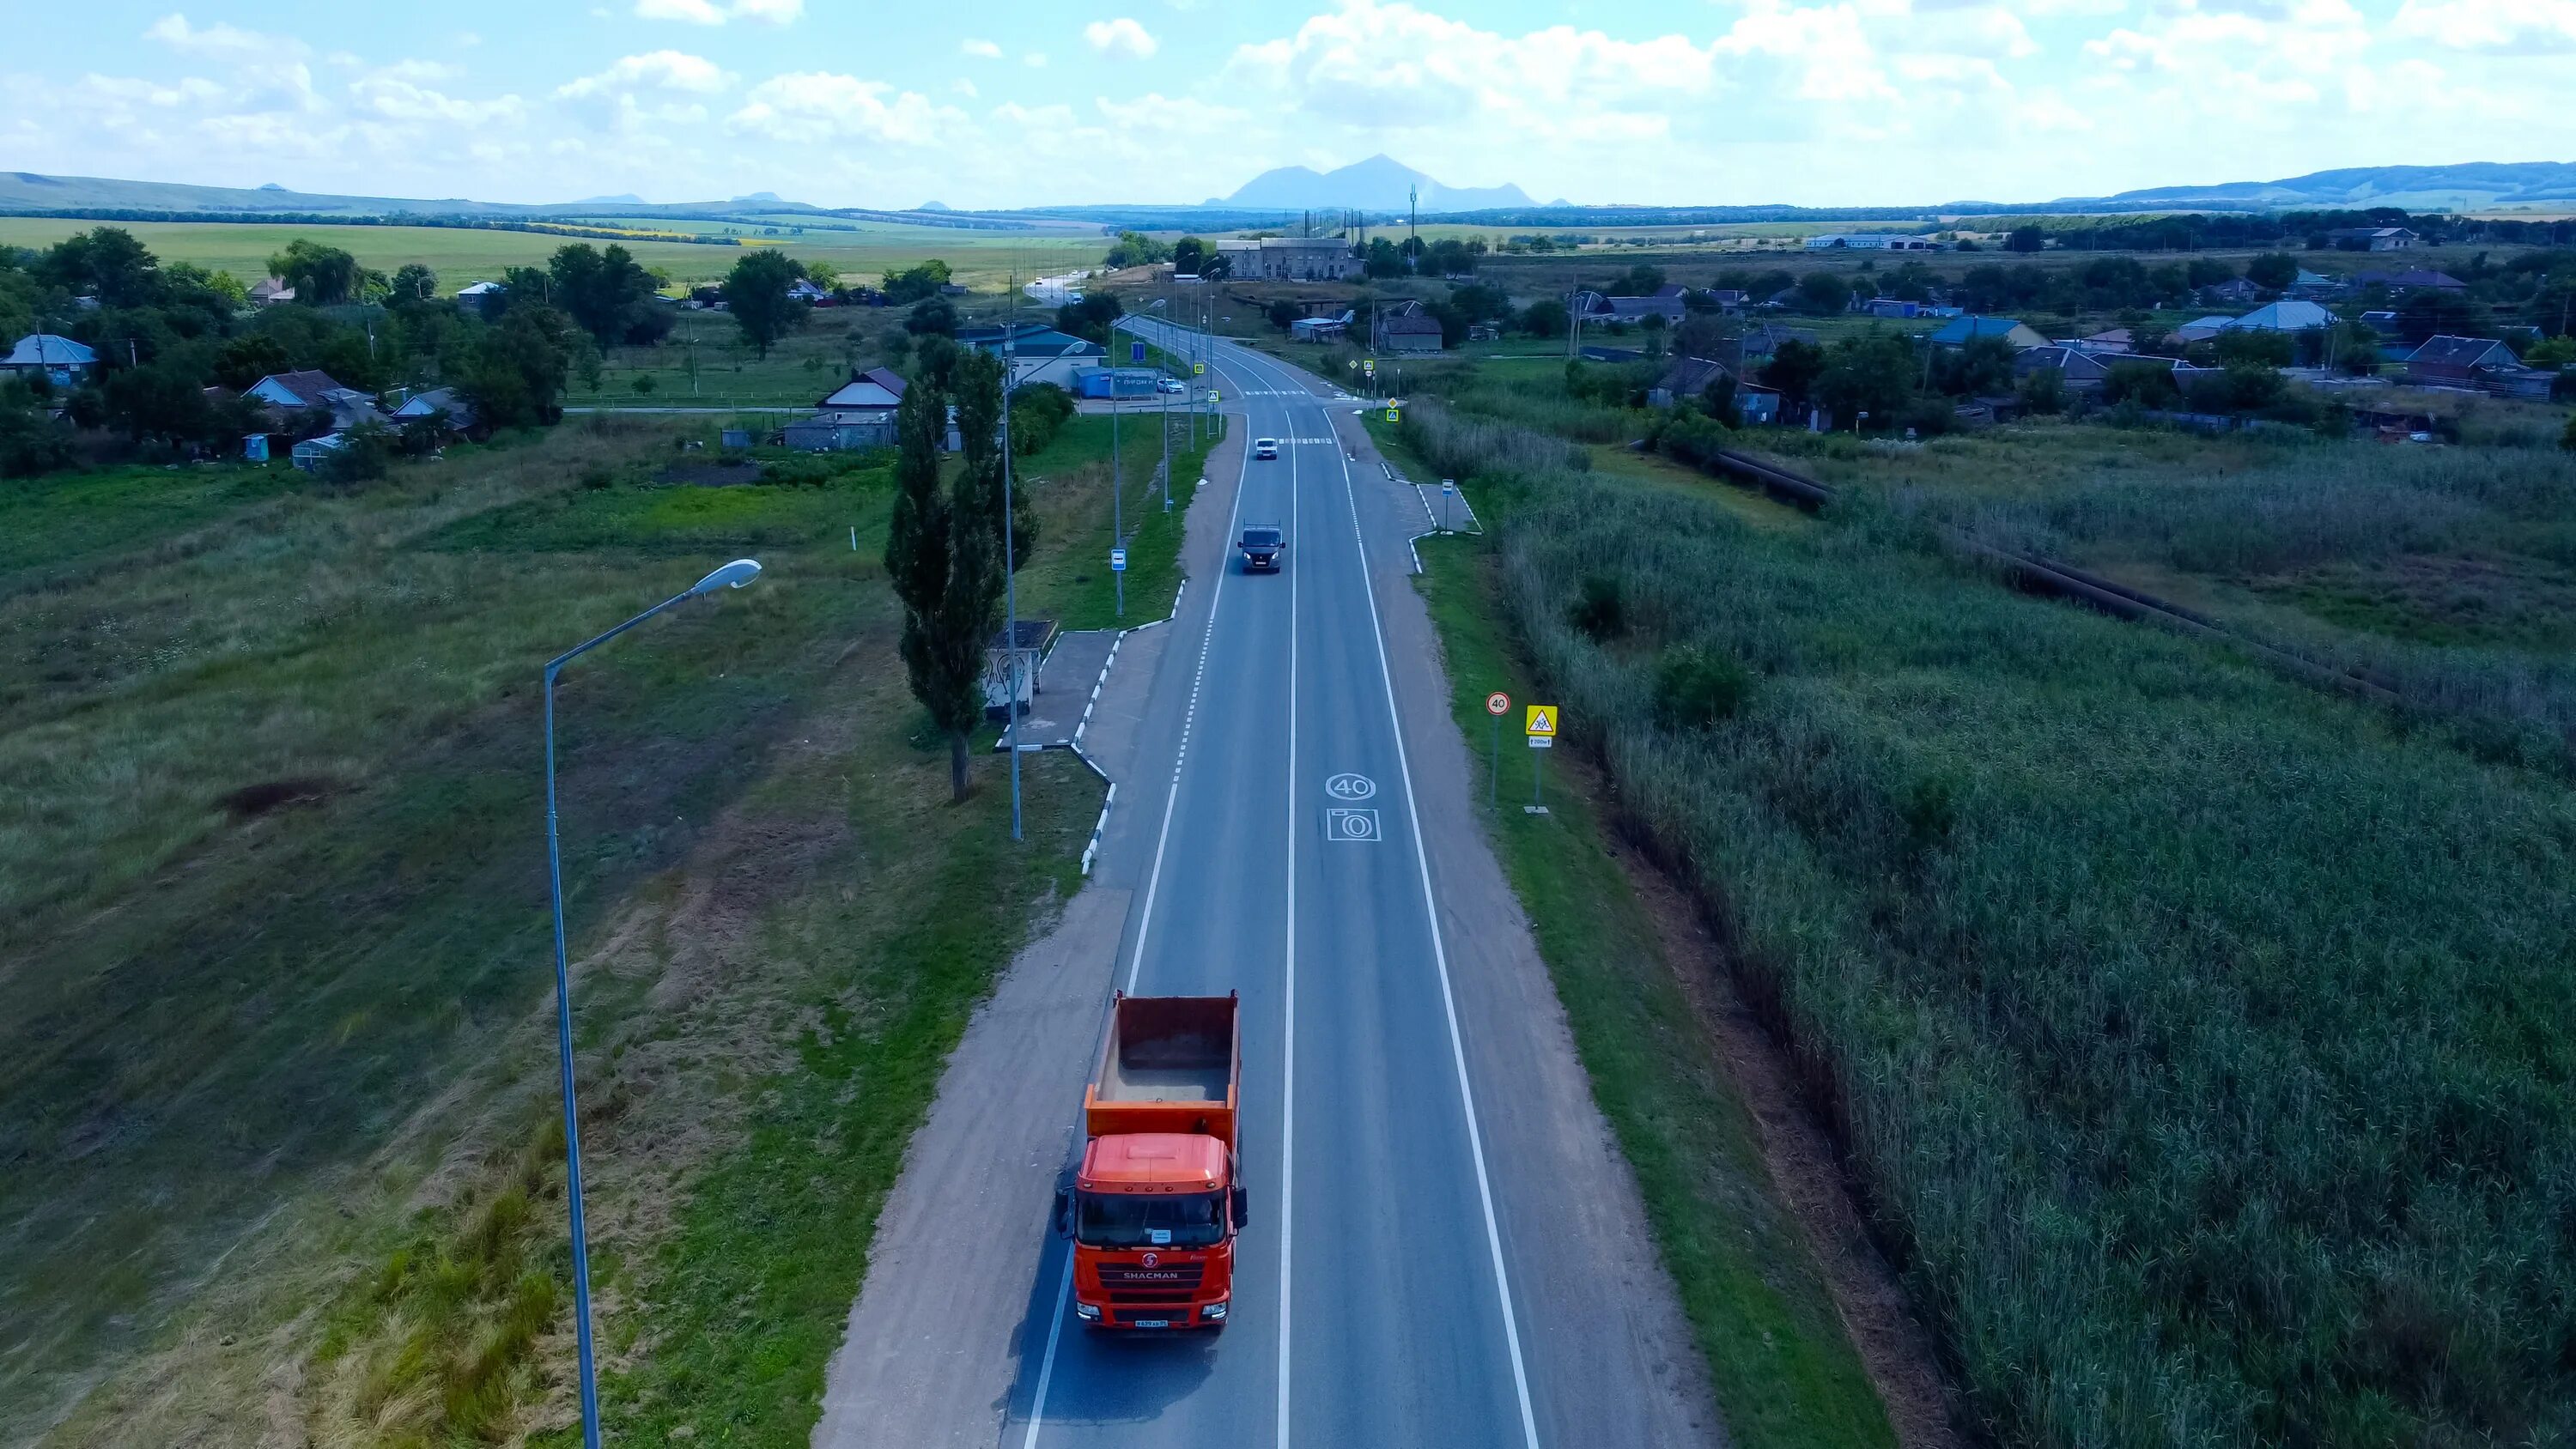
[{"xmin": 542, "ymin": 557, "xmax": 761, "ymax": 1449}]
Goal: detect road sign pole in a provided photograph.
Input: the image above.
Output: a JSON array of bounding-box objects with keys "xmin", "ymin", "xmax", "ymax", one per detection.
[
  {"xmin": 1532, "ymin": 744, "xmax": 1543, "ymax": 811},
  {"xmin": 1489, "ymin": 712, "xmax": 1499, "ymax": 808}
]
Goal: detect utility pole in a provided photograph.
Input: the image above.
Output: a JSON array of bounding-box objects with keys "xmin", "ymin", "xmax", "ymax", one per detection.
[
  {"xmin": 1002, "ymin": 272, "xmax": 1023, "ymax": 841},
  {"xmin": 1160, "ymin": 358, "xmax": 1172, "ymax": 512},
  {"xmin": 1112, "ymin": 388, "xmax": 1123, "ymax": 619}
]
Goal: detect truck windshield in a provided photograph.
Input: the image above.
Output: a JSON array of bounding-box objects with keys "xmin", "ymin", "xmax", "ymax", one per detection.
[
  {"xmin": 1242, "ymin": 530, "xmax": 1281, "ymax": 548},
  {"xmin": 1077, "ymin": 1191, "xmax": 1226, "ymax": 1248}
]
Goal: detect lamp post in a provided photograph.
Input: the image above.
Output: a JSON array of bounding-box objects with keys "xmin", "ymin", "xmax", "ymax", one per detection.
[{"xmin": 542, "ymin": 556, "xmax": 762, "ymax": 1449}]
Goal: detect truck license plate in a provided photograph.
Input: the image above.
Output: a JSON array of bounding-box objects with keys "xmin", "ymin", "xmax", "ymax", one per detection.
[{"xmin": 1133, "ymin": 1319, "xmax": 1170, "ymax": 1330}]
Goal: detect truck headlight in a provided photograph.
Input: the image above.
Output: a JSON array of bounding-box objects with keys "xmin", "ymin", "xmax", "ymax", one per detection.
[
  {"xmin": 1074, "ymin": 1302, "xmax": 1101, "ymax": 1321},
  {"xmin": 1203, "ymin": 1302, "xmax": 1228, "ymax": 1321}
]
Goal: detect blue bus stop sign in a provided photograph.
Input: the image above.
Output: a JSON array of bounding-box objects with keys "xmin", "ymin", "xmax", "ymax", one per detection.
[{"xmin": 1130, "ymin": 340, "xmax": 1145, "ymax": 363}]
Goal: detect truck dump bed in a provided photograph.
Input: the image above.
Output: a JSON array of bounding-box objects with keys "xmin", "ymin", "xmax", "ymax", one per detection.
[{"xmin": 1084, "ymin": 992, "xmax": 1239, "ymax": 1149}]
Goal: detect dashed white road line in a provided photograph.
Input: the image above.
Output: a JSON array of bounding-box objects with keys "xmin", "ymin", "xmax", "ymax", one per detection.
[{"xmin": 1018, "ymin": 321, "xmax": 1264, "ymax": 1448}]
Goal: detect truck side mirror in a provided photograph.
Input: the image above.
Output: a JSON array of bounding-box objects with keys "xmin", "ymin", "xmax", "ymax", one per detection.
[
  {"xmin": 1230, "ymin": 1185, "xmax": 1250, "ymax": 1230},
  {"xmin": 1053, "ymin": 1189, "xmax": 1073, "ymax": 1240}
]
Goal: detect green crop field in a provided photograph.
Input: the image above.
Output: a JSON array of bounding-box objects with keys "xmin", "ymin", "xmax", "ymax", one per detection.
[
  {"xmin": 1399, "ymin": 383, "xmax": 2576, "ymax": 1448},
  {"xmin": 3, "ymin": 412, "xmax": 1127, "ymax": 1446},
  {"xmin": 0, "ymin": 216, "xmax": 1103, "ymax": 291}
]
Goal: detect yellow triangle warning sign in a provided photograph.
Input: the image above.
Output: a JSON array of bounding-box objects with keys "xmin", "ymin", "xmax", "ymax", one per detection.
[{"xmin": 1524, "ymin": 705, "xmax": 1558, "ymax": 737}]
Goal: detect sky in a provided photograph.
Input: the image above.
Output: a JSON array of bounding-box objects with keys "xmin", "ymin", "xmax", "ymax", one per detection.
[{"xmin": 2, "ymin": 0, "xmax": 2571, "ymax": 210}]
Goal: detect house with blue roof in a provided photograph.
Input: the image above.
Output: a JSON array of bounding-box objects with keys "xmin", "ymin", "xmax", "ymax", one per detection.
[
  {"xmin": 3, "ymin": 333, "xmax": 99, "ymax": 389},
  {"xmin": 1929, "ymin": 316, "xmax": 2049, "ymax": 350}
]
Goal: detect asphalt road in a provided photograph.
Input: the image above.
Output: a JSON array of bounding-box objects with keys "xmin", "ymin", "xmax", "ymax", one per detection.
[
  {"xmin": 814, "ymin": 324, "xmax": 1717, "ymax": 1449},
  {"xmin": 1006, "ymin": 322, "xmax": 1716, "ymax": 1448}
]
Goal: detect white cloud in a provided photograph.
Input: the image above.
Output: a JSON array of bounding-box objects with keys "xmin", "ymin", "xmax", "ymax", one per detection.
[
  {"xmin": 727, "ymin": 72, "xmax": 954, "ymax": 143},
  {"xmin": 143, "ymin": 13, "xmax": 304, "ymax": 60},
  {"xmin": 556, "ymin": 51, "xmax": 733, "ymax": 98},
  {"xmin": 953, "ymin": 78, "xmax": 979, "ymax": 97},
  {"xmin": 2389, "ymin": 0, "xmax": 2576, "ymax": 51},
  {"xmin": 1085, "ymin": 18, "xmax": 1160, "ymax": 57},
  {"xmin": 961, "ymin": 37, "xmax": 1003, "ymax": 58},
  {"xmin": 635, "ymin": 0, "xmax": 726, "ymax": 22},
  {"xmin": 633, "ymin": 0, "xmax": 803, "ymax": 24}
]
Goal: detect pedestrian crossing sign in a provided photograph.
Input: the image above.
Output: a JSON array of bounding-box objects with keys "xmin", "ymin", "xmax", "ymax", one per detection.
[
  {"xmin": 1385, "ymin": 407, "xmax": 1400, "ymax": 423},
  {"xmin": 1193, "ymin": 362, "xmax": 1205, "ymax": 375},
  {"xmin": 1525, "ymin": 705, "xmax": 1558, "ymax": 738}
]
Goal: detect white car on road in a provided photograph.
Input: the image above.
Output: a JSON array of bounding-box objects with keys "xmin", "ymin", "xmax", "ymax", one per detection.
[{"xmin": 1253, "ymin": 438, "xmax": 1279, "ymax": 460}]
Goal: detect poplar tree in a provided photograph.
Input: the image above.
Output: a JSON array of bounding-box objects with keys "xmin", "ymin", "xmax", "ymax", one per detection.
[{"xmin": 884, "ymin": 370, "xmax": 1004, "ymax": 801}]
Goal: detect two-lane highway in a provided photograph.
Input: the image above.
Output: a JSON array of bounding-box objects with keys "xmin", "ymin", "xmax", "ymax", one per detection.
[
  {"xmin": 1011, "ymin": 321, "xmax": 1535, "ymax": 1447},
  {"xmin": 815, "ymin": 319, "xmax": 1718, "ymax": 1449}
]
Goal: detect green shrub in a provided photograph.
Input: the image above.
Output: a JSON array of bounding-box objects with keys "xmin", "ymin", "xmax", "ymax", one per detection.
[
  {"xmin": 1010, "ymin": 380, "xmax": 1076, "ymax": 456},
  {"xmin": 319, "ymin": 422, "xmax": 395, "ymax": 485},
  {"xmin": 1651, "ymin": 645, "xmax": 1749, "ymax": 729},
  {"xmin": 1567, "ymin": 572, "xmax": 1626, "ymax": 640}
]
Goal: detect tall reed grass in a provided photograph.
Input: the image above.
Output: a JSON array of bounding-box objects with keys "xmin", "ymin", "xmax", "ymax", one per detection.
[{"xmin": 1422, "ymin": 409, "xmax": 2576, "ymax": 1448}]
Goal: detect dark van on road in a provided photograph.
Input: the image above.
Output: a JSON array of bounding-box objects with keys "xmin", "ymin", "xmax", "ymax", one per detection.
[{"xmin": 1237, "ymin": 524, "xmax": 1285, "ymax": 573}]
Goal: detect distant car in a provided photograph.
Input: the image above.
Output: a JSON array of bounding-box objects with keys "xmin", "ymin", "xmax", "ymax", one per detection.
[
  {"xmin": 1254, "ymin": 438, "xmax": 1279, "ymax": 460},
  {"xmin": 1157, "ymin": 378, "xmax": 1187, "ymax": 394},
  {"xmin": 1237, "ymin": 524, "xmax": 1285, "ymax": 573}
]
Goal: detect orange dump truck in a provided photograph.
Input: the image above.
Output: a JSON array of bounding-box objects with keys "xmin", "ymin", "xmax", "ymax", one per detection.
[{"xmin": 1054, "ymin": 992, "xmax": 1248, "ymax": 1331}]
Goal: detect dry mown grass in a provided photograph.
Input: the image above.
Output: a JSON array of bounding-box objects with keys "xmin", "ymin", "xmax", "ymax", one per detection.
[{"xmin": 9, "ymin": 420, "xmax": 1091, "ymax": 1447}]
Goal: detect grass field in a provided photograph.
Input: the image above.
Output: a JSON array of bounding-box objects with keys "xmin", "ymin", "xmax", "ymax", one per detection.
[
  {"xmin": 1407, "ymin": 397, "xmax": 2576, "ymax": 1448},
  {"xmin": 1012, "ymin": 407, "xmax": 1221, "ymax": 631},
  {"xmin": 0, "ymin": 216, "xmax": 1102, "ymax": 292},
  {"xmin": 3, "ymin": 416, "xmax": 1115, "ymax": 1445}
]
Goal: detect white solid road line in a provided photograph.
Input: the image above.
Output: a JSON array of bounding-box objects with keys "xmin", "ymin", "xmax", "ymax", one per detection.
[
  {"xmin": 1235, "ymin": 341, "xmax": 1547, "ymax": 1449},
  {"xmin": 1018, "ymin": 321, "xmax": 1267, "ymax": 1447},
  {"xmin": 1275, "ymin": 358, "xmax": 1301, "ymax": 1449}
]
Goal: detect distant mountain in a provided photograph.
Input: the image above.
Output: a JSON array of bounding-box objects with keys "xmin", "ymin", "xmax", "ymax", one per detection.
[
  {"xmin": 1210, "ymin": 155, "xmax": 1537, "ymax": 214},
  {"xmin": 575, "ymin": 192, "xmax": 647, "ymax": 205},
  {"xmin": 2058, "ymin": 161, "xmax": 2576, "ymax": 214}
]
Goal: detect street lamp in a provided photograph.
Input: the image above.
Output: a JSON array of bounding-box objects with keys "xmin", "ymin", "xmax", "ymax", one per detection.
[{"xmin": 542, "ymin": 556, "xmax": 762, "ymax": 1449}]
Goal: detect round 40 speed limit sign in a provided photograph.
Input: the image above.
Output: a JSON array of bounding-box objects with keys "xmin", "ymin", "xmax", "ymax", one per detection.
[{"xmin": 1485, "ymin": 691, "xmax": 1511, "ymax": 717}]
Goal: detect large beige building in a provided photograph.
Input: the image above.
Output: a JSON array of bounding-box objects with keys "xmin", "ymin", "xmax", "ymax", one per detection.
[{"xmin": 1215, "ymin": 236, "xmax": 1359, "ymax": 282}]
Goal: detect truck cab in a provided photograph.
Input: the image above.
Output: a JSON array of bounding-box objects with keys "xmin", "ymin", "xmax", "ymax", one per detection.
[
  {"xmin": 1237, "ymin": 524, "xmax": 1285, "ymax": 573},
  {"xmin": 1057, "ymin": 993, "xmax": 1247, "ymax": 1331}
]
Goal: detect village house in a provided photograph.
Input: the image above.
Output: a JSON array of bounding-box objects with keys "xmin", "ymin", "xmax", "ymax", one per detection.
[
  {"xmin": 2404, "ymin": 335, "xmax": 2519, "ymax": 388},
  {"xmin": 389, "ymin": 387, "xmax": 482, "ymax": 439},
  {"xmin": 2014, "ymin": 349, "xmax": 2218, "ymax": 398},
  {"xmin": 246, "ymin": 370, "xmax": 383, "ymax": 433},
  {"xmin": 1606, "ymin": 284, "xmax": 1690, "ymax": 325},
  {"xmin": 2357, "ymin": 268, "xmax": 2467, "ymax": 294},
  {"xmin": 781, "ymin": 366, "xmax": 909, "ymax": 452},
  {"xmin": 2, "ymin": 333, "xmax": 98, "ymax": 389},
  {"xmin": 1930, "ymin": 315, "xmax": 2049, "ymax": 351},
  {"xmin": 2324, "ymin": 227, "xmax": 2417, "ymax": 251},
  {"xmin": 2223, "ymin": 300, "xmax": 2334, "ymax": 333},
  {"xmin": 1372, "ymin": 307, "xmax": 1445, "ymax": 354},
  {"xmin": 1713, "ymin": 322, "xmax": 1818, "ymax": 373},
  {"xmin": 248, "ymin": 276, "xmax": 296, "ymax": 306}
]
